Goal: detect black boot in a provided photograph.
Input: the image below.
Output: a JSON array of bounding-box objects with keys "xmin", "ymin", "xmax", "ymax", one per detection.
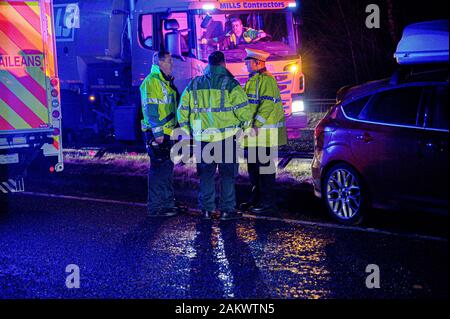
[
  {"xmin": 202, "ymin": 210, "xmax": 213, "ymax": 220},
  {"xmin": 220, "ymin": 211, "xmax": 243, "ymax": 221},
  {"xmin": 158, "ymin": 208, "xmax": 178, "ymax": 217},
  {"xmin": 175, "ymin": 202, "xmax": 188, "ymax": 213},
  {"xmin": 239, "ymin": 201, "xmax": 258, "ymax": 212},
  {"xmin": 250, "ymin": 205, "xmax": 277, "ymax": 216},
  {"xmin": 147, "ymin": 208, "xmax": 177, "ymax": 218}
]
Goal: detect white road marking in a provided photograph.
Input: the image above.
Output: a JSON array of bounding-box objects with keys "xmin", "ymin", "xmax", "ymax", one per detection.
[
  {"xmin": 18, "ymin": 191, "xmax": 448, "ymax": 243},
  {"xmin": 22, "ymin": 191, "xmax": 147, "ymax": 207}
]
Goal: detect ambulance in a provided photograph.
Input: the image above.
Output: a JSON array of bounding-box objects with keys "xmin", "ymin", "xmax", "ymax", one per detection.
[
  {"xmin": 132, "ymin": 0, "xmax": 307, "ymax": 137},
  {"xmin": 0, "ymin": 0, "xmax": 63, "ymax": 195}
]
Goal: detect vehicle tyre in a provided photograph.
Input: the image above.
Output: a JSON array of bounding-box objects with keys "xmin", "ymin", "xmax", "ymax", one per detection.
[{"xmin": 322, "ymin": 163, "xmax": 368, "ymax": 225}]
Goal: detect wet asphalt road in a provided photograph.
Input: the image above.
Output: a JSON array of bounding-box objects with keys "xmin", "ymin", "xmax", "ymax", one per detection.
[{"xmin": 0, "ymin": 193, "xmax": 447, "ymax": 299}]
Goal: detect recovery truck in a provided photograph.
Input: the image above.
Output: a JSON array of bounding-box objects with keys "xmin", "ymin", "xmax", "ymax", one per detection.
[
  {"xmin": 0, "ymin": 0, "xmax": 63, "ymax": 195},
  {"xmin": 54, "ymin": 0, "xmax": 307, "ymax": 143}
]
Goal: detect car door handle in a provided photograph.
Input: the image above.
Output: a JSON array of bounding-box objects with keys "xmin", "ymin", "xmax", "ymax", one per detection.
[{"xmin": 356, "ymin": 133, "xmax": 374, "ymax": 143}]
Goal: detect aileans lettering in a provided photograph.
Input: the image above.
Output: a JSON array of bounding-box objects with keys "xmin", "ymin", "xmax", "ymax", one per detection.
[{"xmin": 0, "ymin": 55, "xmax": 43, "ymax": 68}]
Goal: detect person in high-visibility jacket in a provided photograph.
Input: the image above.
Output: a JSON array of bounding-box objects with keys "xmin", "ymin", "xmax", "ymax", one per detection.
[
  {"xmin": 177, "ymin": 51, "xmax": 254, "ymax": 220},
  {"xmin": 140, "ymin": 50, "xmax": 179, "ymax": 217},
  {"xmin": 241, "ymin": 48, "xmax": 287, "ymax": 215}
]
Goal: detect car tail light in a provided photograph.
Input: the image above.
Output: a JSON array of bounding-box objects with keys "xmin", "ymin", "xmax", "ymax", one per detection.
[
  {"xmin": 314, "ymin": 116, "xmax": 335, "ymax": 149},
  {"xmin": 315, "ymin": 122, "xmax": 328, "ymax": 150},
  {"xmin": 314, "ymin": 121, "xmax": 324, "ymax": 141}
]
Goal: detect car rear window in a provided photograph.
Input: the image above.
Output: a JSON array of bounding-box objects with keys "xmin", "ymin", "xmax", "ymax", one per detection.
[
  {"xmin": 342, "ymin": 96, "xmax": 371, "ymax": 119},
  {"xmin": 358, "ymin": 86, "xmax": 423, "ymax": 126}
]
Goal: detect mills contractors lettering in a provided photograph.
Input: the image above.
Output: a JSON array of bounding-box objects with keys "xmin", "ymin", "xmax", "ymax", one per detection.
[
  {"xmin": 219, "ymin": 1, "xmax": 287, "ymax": 10},
  {"xmin": 0, "ymin": 55, "xmax": 43, "ymax": 69}
]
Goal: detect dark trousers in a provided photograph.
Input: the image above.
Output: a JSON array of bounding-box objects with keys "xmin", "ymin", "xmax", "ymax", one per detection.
[
  {"xmin": 246, "ymin": 147, "xmax": 276, "ymax": 208},
  {"xmin": 146, "ymin": 134, "xmax": 175, "ymax": 212},
  {"xmin": 197, "ymin": 136, "xmax": 238, "ymax": 212}
]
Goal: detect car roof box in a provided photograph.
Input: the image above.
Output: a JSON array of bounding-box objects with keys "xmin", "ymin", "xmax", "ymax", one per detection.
[{"xmin": 394, "ymin": 20, "xmax": 449, "ymax": 65}]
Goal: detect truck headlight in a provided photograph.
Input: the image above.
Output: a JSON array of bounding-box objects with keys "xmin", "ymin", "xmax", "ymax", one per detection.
[
  {"xmin": 292, "ymin": 99, "xmax": 304, "ymax": 113},
  {"xmin": 284, "ymin": 63, "xmax": 298, "ymax": 73}
]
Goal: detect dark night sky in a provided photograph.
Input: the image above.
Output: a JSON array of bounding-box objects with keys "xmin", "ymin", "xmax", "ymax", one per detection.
[{"xmin": 300, "ymin": 0, "xmax": 449, "ymax": 98}]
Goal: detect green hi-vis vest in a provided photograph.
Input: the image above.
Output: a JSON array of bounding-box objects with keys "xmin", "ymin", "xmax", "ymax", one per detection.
[
  {"xmin": 243, "ymin": 70, "xmax": 288, "ymax": 147},
  {"xmin": 140, "ymin": 64, "xmax": 177, "ymax": 138},
  {"xmin": 177, "ymin": 65, "xmax": 254, "ymax": 143},
  {"xmin": 227, "ymin": 28, "xmax": 261, "ymax": 45}
]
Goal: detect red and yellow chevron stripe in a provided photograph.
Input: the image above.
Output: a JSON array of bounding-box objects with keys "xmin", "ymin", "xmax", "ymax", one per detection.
[{"xmin": 0, "ymin": 0, "xmax": 57, "ymax": 131}]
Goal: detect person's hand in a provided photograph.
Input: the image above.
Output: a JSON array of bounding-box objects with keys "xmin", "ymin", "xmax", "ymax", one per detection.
[
  {"xmin": 258, "ymin": 32, "xmax": 267, "ymax": 38},
  {"xmin": 249, "ymin": 127, "xmax": 260, "ymax": 137},
  {"xmin": 155, "ymin": 136, "xmax": 164, "ymax": 144}
]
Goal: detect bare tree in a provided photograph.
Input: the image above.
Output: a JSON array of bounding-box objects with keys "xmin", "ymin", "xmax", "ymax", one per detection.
[
  {"xmin": 337, "ymin": 0, "xmax": 359, "ymax": 83},
  {"xmin": 386, "ymin": 0, "xmax": 399, "ymax": 44},
  {"xmin": 301, "ymin": 0, "xmax": 398, "ymax": 98}
]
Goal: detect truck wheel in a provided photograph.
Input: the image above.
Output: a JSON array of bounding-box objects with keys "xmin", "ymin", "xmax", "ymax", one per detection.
[{"xmin": 322, "ymin": 163, "xmax": 368, "ymax": 225}]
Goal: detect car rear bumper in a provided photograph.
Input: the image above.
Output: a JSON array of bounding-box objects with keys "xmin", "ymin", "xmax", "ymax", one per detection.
[{"xmin": 311, "ymin": 154, "xmax": 322, "ymax": 198}]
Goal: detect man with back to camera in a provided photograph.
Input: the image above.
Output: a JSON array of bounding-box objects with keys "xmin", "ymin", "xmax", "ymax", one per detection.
[{"xmin": 177, "ymin": 51, "xmax": 254, "ymax": 220}]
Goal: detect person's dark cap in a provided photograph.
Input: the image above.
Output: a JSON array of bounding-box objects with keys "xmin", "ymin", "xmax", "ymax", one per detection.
[{"xmin": 208, "ymin": 51, "xmax": 225, "ymax": 65}]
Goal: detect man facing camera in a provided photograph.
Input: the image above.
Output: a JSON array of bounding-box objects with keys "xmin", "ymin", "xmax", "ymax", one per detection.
[
  {"xmin": 241, "ymin": 48, "xmax": 287, "ymax": 216},
  {"xmin": 140, "ymin": 50, "xmax": 180, "ymax": 218},
  {"xmin": 222, "ymin": 16, "xmax": 267, "ymax": 49}
]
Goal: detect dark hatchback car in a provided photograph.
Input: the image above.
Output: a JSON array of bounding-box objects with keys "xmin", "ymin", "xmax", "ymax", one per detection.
[{"xmin": 312, "ymin": 68, "xmax": 448, "ymax": 224}]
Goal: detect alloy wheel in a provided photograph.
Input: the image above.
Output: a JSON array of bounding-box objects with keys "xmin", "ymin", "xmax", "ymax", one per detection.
[{"xmin": 326, "ymin": 168, "xmax": 361, "ymax": 220}]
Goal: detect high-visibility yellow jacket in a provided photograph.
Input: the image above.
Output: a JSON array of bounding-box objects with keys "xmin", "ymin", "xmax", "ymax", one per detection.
[
  {"xmin": 227, "ymin": 28, "xmax": 262, "ymax": 45},
  {"xmin": 140, "ymin": 64, "xmax": 177, "ymax": 138},
  {"xmin": 177, "ymin": 65, "xmax": 254, "ymax": 142},
  {"xmin": 243, "ymin": 69, "xmax": 288, "ymax": 147}
]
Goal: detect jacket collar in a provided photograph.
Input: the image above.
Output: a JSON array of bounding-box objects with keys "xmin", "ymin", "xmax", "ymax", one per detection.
[
  {"xmin": 249, "ymin": 67, "xmax": 267, "ymax": 78},
  {"xmin": 151, "ymin": 64, "xmax": 172, "ymax": 83},
  {"xmin": 204, "ymin": 65, "xmax": 234, "ymax": 78}
]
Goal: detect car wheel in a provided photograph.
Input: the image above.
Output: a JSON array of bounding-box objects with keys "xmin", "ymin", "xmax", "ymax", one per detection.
[{"xmin": 323, "ymin": 163, "xmax": 367, "ymax": 225}]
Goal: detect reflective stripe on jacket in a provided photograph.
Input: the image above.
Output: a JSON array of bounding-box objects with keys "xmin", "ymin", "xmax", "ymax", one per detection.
[
  {"xmin": 177, "ymin": 65, "xmax": 254, "ymax": 142},
  {"xmin": 140, "ymin": 64, "xmax": 177, "ymax": 138},
  {"xmin": 243, "ymin": 70, "xmax": 287, "ymax": 147}
]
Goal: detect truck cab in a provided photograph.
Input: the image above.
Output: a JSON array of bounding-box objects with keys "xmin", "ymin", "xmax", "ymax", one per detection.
[{"xmin": 131, "ymin": 0, "xmax": 307, "ymax": 138}]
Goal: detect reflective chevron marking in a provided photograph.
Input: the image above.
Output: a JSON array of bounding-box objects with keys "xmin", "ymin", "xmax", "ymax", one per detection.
[{"xmin": 0, "ymin": 178, "xmax": 24, "ymax": 193}]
